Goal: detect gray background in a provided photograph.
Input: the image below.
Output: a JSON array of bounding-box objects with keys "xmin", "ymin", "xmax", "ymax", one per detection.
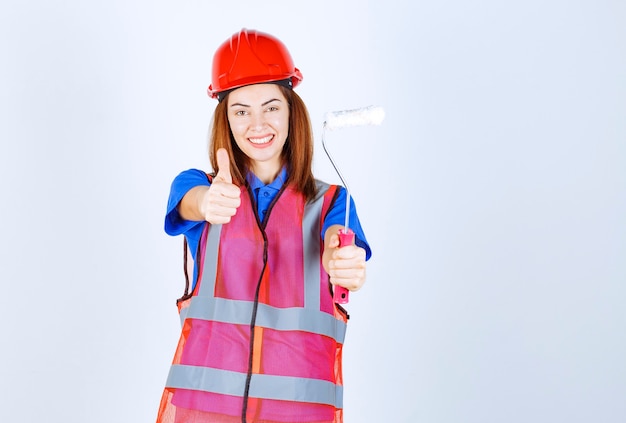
[{"xmin": 1, "ymin": 0, "xmax": 624, "ymax": 422}]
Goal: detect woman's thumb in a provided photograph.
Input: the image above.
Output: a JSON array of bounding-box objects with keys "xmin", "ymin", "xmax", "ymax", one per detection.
[
  {"xmin": 215, "ymin": 148, "xmax": 232, "ymax": 183},
  {"xmin": 328, "ymin": 233, "xmax": 340, "ymax": 249}
]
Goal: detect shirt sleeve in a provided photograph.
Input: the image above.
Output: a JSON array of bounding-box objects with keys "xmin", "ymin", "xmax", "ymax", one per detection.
[
  {"xmin": 322, "ymin": 186, "xmax": 372, "ymax": 260},
  {"xmin": 164, "ymin": 169, "xmax": 211, "ymax": 237}
]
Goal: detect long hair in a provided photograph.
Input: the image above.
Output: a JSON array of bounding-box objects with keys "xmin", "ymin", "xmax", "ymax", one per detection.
[{"xmin": 208, "ymin": 85, "xmax": 317, "ymax": 202}]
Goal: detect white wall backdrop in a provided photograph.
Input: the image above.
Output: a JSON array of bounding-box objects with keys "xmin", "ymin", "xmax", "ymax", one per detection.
[{"xmin": 1, "ymin": 1, "xmax": 624, "ymax": 422}]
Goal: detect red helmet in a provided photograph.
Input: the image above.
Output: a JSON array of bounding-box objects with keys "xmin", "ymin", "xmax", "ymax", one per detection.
[{"xmin": 207, "ymin": 29, "xmax": 303, "ymax": 100}]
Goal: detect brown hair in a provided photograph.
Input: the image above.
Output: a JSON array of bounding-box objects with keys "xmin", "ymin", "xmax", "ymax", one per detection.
[{"xmin": 208, "ymin": 85, "xmax": 317, "ymax": 201}]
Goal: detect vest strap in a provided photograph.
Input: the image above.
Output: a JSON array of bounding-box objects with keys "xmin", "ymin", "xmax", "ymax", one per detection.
[{"xmin": 166, "ymin": 364, "xmax": 343, "ymax": 408}]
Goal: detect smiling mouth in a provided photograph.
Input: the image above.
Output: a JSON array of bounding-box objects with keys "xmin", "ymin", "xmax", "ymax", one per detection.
[{"xmin": 249, "ymin": 135, "xmax": 274, "ymax": 145}]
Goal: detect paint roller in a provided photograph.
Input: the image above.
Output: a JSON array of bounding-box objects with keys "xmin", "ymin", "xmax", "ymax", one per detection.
[{"xmin": 322, "ymin": 105, "xmax": 385, "ymax": 304}]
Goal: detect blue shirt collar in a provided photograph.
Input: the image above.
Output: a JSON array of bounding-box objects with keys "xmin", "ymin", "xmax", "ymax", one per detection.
[{"xmin": 246, "ymin": 166, "xmax": 288, "ymax": 192}]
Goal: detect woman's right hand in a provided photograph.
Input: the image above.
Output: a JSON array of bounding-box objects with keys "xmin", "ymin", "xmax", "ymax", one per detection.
[
  {"xmin": 198, "ymin": 148, "xmax": 241, "ymax": 224},
  {"xmin": 179, "ymin": 148, "xmax": 241, "ymax": 224}
]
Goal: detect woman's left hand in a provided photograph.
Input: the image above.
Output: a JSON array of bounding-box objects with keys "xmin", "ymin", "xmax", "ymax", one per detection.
[{"xmin": 323, "ymin": 227, "xmax": 367, "ymax": 292}]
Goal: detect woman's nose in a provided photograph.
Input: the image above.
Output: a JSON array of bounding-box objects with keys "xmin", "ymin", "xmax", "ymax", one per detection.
[{"xmin": 250, "ymin": 113, "xmax": 266, "ymax": 130}]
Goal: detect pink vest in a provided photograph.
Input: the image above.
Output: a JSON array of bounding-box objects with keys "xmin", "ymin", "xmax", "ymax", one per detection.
[{"xmin": 156, "ymin": 181, "xmax": 348, "ymax": 423}]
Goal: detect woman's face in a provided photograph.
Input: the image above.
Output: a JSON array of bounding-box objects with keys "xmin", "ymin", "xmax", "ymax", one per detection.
[{"xmin": 227, "ymin": 83, "xmax": 290, "ymax": 182}]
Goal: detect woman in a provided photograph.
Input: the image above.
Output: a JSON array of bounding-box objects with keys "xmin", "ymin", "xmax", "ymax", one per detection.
[{"xmin": 156, "ymin": 28, "xmax": 371, "ymax": 423}]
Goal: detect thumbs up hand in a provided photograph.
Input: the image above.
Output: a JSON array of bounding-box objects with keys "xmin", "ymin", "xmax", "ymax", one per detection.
[{"xmin": 199, "ymin": 148, "xmax": 241, "ymax": 224}]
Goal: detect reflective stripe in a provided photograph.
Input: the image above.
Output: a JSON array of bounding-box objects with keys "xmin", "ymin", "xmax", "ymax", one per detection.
[
  {"xmin": 184, "ymin": 296, "xmax": 347, "ymax": 343},
  {"xmin": 179, "ymin": 224, "xmax": 222, "ymax": 326},
  {"xmin": 166, "ymin": 364, "xmax": 343, "ymax": 408},
  {"xmin": 197, "ymin": 224, "xmax": 223, "ymax": 297},
  {"xmin": 302, "ymin": 183, "xmax": 327, "ymax": 311}
]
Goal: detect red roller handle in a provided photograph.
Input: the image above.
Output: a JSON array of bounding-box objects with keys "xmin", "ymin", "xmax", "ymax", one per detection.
[{"xmin": 333, "ymin": 228, "xmax": 354, "ymax": 304}]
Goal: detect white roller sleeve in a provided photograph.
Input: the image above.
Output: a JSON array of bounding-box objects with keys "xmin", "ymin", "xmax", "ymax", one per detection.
[{"xmin": 324, "ymin": 106, "xmax": 385, "ymax": 130}]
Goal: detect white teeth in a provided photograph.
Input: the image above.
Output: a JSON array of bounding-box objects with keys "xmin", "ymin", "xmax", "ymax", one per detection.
[{"xmin": 249, "ymin": 135, "xmax": 273, "ymax": 144}]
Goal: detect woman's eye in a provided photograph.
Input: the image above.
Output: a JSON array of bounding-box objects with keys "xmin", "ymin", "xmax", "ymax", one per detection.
[
  {"xmin": 267, "ymin": 106, "xmax": 278, "ymax": 112},
  {"xmin": 235, "ymin": 110, "xmax": 247, "ymax": 116}
]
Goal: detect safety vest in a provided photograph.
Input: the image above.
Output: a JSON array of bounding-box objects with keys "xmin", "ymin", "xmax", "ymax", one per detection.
[{"xmin": 156, "ymin": 180, "xmax": 348, "ymax": 423}]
